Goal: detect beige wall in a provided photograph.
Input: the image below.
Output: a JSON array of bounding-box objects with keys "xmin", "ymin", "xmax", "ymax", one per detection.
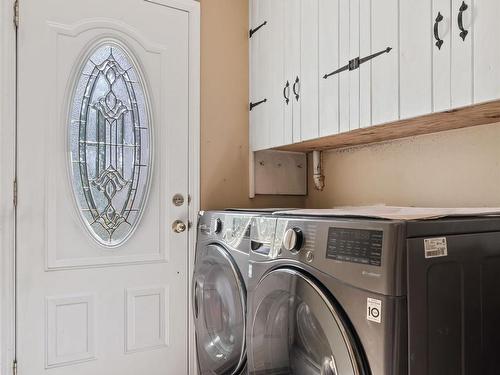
[
  {"xmin": 199, "ymin": 1, "xmax": 500, "ymax": 210},
  {"xmin": 306, "ymin": 123, "xmax": 500, "ymax": 208},
  {"xmin": 200, "ymin": 0, "xmax": 306, "ymax": 210}
]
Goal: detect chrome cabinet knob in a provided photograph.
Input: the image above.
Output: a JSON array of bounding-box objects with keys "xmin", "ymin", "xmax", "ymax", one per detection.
[{"xmin": 172, "ymin": 220, "xmax": 187, "ymax": 233}]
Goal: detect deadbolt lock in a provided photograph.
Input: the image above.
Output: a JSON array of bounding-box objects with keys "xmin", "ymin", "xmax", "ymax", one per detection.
[
  {"xmin": 172, "ymin": 194, "xmax": 185, "ymax": 207},
  {"xmin": 172, "ymin": 220, "xmax": 187, "ymax": 233}
]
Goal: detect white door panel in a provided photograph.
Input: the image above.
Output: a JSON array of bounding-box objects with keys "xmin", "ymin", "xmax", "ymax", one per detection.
[
  {"xmin": 432, "ymin": 0, "xmax": 452, "ymax": 112},
  {"xmin": 473, "ymin": 0, "xmax": 500, "ymax": 103},
  {"xmin": 319, "ymin": 0, "xmax": 340, "ymax": 137},
  {"xmin": 359, "ymin": 1, "xmax": 371, "ymax": 128},
  {"xmin": 451, "ymin": 0, "xmax": 473, "ymax": 108},
  {"xmin": 299, "ymin": 0, "xmax": 320, "ymax": 141},
  {"xmin": 338, "ymin": 0, "xmax": 350, "ymax": 134},
  {"xmin": 285, "ymin": 0, "xmax": 301, "ymax": 144},
  {"xmin": 265, "ymin": 0, "xmax": 286, "ymax": 148},
  {"xmin": 17, "ymin": 0, "xmax": 191, "ymax": 373},
  {"xmin": 370, "ymin": 0, "xmax": 400, "ymax": 125},
  {"xmin": 349, "ymin": 0, "xmax": 360, "ymax": 130},
  {"xmin": 399, "ymin": 0, "xmax": 433, "ymax": 119}
]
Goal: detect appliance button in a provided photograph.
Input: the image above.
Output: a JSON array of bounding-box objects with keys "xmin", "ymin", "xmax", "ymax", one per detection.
[
  {"xmin": 282, "ymin": 228, "xmax": 304, "ymax": 253},
  {"xmin": 305, "ymin": 251, "xmax": 314, "ymax": 263}
]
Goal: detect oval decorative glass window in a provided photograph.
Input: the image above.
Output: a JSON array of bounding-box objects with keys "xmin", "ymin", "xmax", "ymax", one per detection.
[{"xmin": 69, "ymin": 43, "xmax": 151, "ymax": 247}]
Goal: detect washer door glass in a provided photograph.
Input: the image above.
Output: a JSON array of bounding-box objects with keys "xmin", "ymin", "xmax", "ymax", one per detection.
[
  {"xmin": 249, "ymin": 268, "xmax": 364, "ymax": 375},
  {"xmin": 193, "ymin": 244, "xmax": 246, "ymax": 374}
]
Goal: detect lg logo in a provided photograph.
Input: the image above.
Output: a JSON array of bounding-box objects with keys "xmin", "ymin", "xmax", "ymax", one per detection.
[{"xmin": 367, "ymin": 298, "xmax": 382, "ymax": 323}]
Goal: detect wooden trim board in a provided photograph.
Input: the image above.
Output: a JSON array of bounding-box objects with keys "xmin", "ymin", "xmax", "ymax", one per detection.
[{"xmin": 275, "ymin": 100, "xmax": 500, "ymax": 152}]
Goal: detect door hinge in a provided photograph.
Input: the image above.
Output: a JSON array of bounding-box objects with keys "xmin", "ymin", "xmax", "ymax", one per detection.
[
  {"xmin": 13, "ymin": 0, "xmax": 19, "ymax": 29},
  {"xmin": 13, "ymin": 179, "xmax": 17, "ymax": 208},
  {"xmin": 12, "ymin": 359, "xmax": 17, "ymax": 375}
]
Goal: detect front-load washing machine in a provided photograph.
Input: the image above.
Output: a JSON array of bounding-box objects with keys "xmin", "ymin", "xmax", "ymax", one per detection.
[
  {"xmin": 193, "ymin": 210, "xmax": 286, "ymax": 375},
  {"xmin": 247, "ymin": 212, "xmax": 500, "ymax": 375}
]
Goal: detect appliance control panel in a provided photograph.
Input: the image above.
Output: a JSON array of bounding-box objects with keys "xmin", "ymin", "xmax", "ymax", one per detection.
[
  {"xmin": 326, "ymin": 227, "xmax": 383, "ymax": 266},
  {"xmin": 272, "ymin": 216, "xmax": 404, "ymax": 296}
]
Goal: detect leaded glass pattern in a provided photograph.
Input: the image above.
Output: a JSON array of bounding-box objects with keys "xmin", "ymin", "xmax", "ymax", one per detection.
[{"xmin": 69, "ymin": 43, "xmax": 151, "ymax": 246}]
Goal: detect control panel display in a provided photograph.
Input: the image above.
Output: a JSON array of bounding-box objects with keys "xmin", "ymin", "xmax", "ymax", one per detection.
[{"xmin": 326, "ymin": 227, "xmax": 383, "ymax": 266}]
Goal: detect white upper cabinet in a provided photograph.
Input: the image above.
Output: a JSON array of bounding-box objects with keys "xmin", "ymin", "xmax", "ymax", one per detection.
[
  {"xmin": 318, "ymin": 0, "xmax": 340, "ymax": 137},
  {"xmin": 399, "ymin": 1, "xmax": 433, "ymax": 119},
  {"xmin": 249, "ymin": 0, "xmax": 319, "ymax": 150},
  {"xmin": 320, "ymin": 0, "xmax": 398, "ymax": 132},
  {"xmin": 249, "ymin": 0, "xmax": 286, "ymax": 151},
  {"xmin": 250, "ymin": 0, "xmax": 500, "ymax": 152},
  {"xmin": 298, "ymin": 0, "xmax": 320, "ymax": 141},
  {"xmin": 474, "ymin": 1, "xmax": 500, "ymax": 103},
  {"xmin": 370, "ymin": 0, "xmax": 400, "ymax": 125}
]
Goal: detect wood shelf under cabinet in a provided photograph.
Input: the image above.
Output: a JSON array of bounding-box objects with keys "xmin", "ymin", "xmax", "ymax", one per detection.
[{"xmin": 274, "ymin": 100, "xmax": 500, "ymax": 153}]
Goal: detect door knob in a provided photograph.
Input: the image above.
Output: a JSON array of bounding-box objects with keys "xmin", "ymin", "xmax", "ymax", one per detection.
[{"xmin": 172, "ymin": 220, "xmax": 187, "ymax": 233}]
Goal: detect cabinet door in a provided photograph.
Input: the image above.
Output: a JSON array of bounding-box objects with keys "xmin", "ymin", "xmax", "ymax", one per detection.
[
  {"xmin": 400, "ymin": 1, "xmax": 433, "ymax": 119},
  {"xmin": 432, "ymin": 0, "xmax": 452, "ymax": 112},
  {"xmin": 249, "ymin": 0, "xmax": 285, "ymax": 151},
  {"xmin": 249, "ymin": 0, "xmax": 265, "ymax": 150},
  {"xmin": 338, "ymin": 0, "xmax": 351, "ymax": 133},
  {"xmin": 285, "ymin": 0, "xmax": 301, "ymax": 144},
  {"xmin": 474, "ymin": 0, "xmax": 500, "ymax": 104},
  {"xmin": 451, "ymin": 0, "xmax": 473, "ymax": 108},
  {"xmin": 298, "ymin": 0, "xmax": 320, "ymax": 141},
  {"xmin": 318, "ymin": 0, "xmax": 340, "ymax": 136},
  {"xmin": 369, "ymin": 0, "xmax": 400, "ymax": 125}
]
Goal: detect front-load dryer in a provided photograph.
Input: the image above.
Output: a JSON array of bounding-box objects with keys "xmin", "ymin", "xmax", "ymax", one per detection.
[
  {"xmin": 246, "ymin": 215, "xmax": 390, "ymax": 375},
  {"xmin": 247, "ymin": 210, "xmax": 500, "ymax": 375},
  {"xmin": 193, "ymin": 210, "xmax": 286, "ymax": 375}
]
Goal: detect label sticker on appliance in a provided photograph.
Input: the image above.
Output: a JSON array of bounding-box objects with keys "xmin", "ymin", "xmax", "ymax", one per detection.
[
  {"xmin": 424, "ymin": 237, "xmax": 448, "ymax": 258},
  {"xmin": 367, "ymin": 298, "xmax": 382, "ymax": 323}
]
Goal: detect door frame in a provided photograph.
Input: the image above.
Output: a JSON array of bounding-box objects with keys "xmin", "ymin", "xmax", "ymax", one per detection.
[
  {"xmin": 0, "ymin": 0, "xmax": 17, "ymax": 373},
  {"xmin": 0, "ymin": 0, "xmax": 200, "ymax": 374}
]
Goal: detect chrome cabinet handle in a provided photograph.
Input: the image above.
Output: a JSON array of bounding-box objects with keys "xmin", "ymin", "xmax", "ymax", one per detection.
[
  {"xmin": 458, "ymin": 1, "xmax": 469, "ymax": 41},
  {"xmin": 434, "ymin": 12, "xmax": 444, "ymax": 50}
]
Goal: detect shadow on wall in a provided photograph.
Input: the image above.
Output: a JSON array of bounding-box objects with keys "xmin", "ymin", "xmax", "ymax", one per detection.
[
  {"xmin": 306, "ymin": 123, "xmax": 500, "ymax": 209},
  {"xmin": 199, "ymin": 0, "xmax": 306, "ymax": 210}
]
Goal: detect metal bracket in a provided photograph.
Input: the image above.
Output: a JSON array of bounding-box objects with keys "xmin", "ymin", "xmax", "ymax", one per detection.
[
  {"xmin": 249, "ymin": 21, "xmax": 267, "ymax": 38},
  {"xmin": 249, "ymin": 98, "xmax": 267, "ymax": 111}
]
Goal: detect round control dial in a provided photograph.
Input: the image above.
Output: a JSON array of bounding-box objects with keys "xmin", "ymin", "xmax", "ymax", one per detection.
[{"xmin": 282, "ymin": 228, "xmax": 304, "ymax": 253}]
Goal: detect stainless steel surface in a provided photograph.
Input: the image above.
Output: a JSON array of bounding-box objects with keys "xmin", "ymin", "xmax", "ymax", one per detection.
[
  {"xmin": 212, "ymin": 217, "xmax": 223, "ymax": 234},
  {"xmin": 194, "ymin": 210, "xmax": 271, "ymax": 375},
  {"xmin": 247, "ymin": 214, "xmax": 408, "ymax": 375},
  {"xmin": 271, "ymin": 217, "xmax": 406, "ymax": 296},
  {"xmin": 282, "ymin": 227, "xmax": 303, "ymax": 253}
]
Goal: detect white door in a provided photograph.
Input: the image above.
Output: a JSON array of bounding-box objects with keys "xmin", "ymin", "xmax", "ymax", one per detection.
[{"xmin": 16, "ymin": 0, "xmax": 197, "ymax": 374}]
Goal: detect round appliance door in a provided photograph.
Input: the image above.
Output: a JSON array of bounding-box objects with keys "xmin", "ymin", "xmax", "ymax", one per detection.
[
  {"xmin": 193, "ymin": 244, "xmax": 246, "ymax": 375},
  {"xmin": 249, "ymin": 268, "xmax": 366, "ymax": 375}
]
